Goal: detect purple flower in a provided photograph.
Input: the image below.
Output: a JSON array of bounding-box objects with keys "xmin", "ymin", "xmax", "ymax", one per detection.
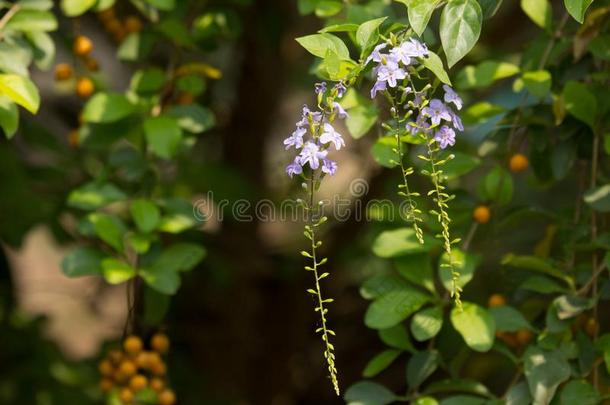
[
  {"xmin": 315, "ymin": 82, "xmax": 327, "ymax": 95},
  {"xmin": 320, "ymin": 123, "xmax": 345, "ymax": 150},
  {"xmin": 322, "ymin": 158, "xmax": 338, "ymax": 175},
  {"xmin": 365, "ymin": 43, "xmax": 388, "ymax": 65},
  {"xmin": 434, "ymin": 126, "xmax": 456, "ymax": 149},
  {"xmin": 296, "ymin": 105, "xmax": 322, "ymax": 127},
  {"xmin": 370, "ymin": 79, "xmax": 387, "ymax": 98},
  {"xmin": 407, "ymin": 114, "xmax": 431, "ymax": 135},
  {"xmin": 333, "ymin": 102, "xmax": 349, "ymax": 119},
  {"xmin": 390, "ymin": 45, "xmax": 412, "ymax": 66},
  {"xmin": 334, "ymin": 82, "xmax": 347, "ymax": 98},
  {"xmin": 299, "ymin": 141, "xmax": 328, "ymax": 170},
  {"xmin": 443, "ymin": 85, "xmax": 463, "ymax": 110},
  {"xmin": 422, "ymin": 99, "xmax": 452, "ymax": 126},
  {"xmin": 401, "ymin": 38, "xmax": 429, "ymax": 58},
  {"xmin": 286, "ymin": 158, "xmax": 303, "ymax": 178},
  {"xmin": 377, "ymin": 61, "xmax": 407, "ymax": 88},
  {"xmin": 450, "ymin": 110, "xmax": 464, "ymax": 132},
  {"xmin": 284, "ymin": 127, "xmax": 306, "ymax": 149}
]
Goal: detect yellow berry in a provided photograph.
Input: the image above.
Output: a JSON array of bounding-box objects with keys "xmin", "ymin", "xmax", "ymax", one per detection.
[
  {"xmin": 129, "ymin": 374, "xmax": 148, "ymax": 392},
  {"xmin": 158, "ymin": 389, "xmax": 176, "ymax": 405},
  {"xmin": 123, "ymin": 336, "xmax": 143, "ymax": 355},
  {"xmin": 119, "ymin": 387, "xmax": 134, "ymax": 404},
  {"xmin": 98, "ymin": 359, "xmax": 113, "ymax": 376},
  {"xmin": 54, "ymin": 63, "xmax": 73, "ymax": 81},
  {"xmin": 76, "ymin": 77, "xmax": 95, "ymax": 99},
  {"xmin": 488, "ymin": 294, "xmax": 506, "ymax": 308}
]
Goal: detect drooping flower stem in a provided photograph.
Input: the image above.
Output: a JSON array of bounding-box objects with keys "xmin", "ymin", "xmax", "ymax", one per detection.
[
  {"xmin": 421, "ymin": 134, "xmax": 462, "ymax": 308},
  {"xmin": 302, "ymin": 174, "xmax": 339, "ymax": 395},
  {"xmin": 394, "ymin": 133, "xmax": 424, "ymax": 244}
]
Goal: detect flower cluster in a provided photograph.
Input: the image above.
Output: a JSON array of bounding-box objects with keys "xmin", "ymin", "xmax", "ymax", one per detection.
[
  {"xmin": 284, "ymin": 82, "xmax": 348, "ymax": 179},
  {"xmin": 366, "ymin": 38, "xmax": 464, "ymax": 150}
]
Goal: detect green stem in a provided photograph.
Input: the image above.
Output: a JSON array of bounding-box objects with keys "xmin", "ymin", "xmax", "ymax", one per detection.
[
  {"xmin": 305, "ymin": 175, "xmax": 339, "ymax": 395},
  {"xmin": 395, "ymin": 133, "xmax": 424, "ymax": 243}
]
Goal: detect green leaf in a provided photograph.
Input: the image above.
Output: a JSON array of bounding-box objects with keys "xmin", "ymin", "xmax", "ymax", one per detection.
[
  {"xmin": 315, "ymin": 0, "xmax": 343, "ymax": 17},
  {"xmin": 520, "ymin": 275, "xmax": 567, "ymax": 294},
  {"xmin": 425, "ymin": 378, "xmax": 494, "ymax": 398},
  {"xmin": 140, "ymin": 266, "xmax": 181, "ymax": 295},
  {"xmin": 101, "ymin": 258, "xmax": 136, "ymax": 284},
  {"xmin": 295, "ymin": 33, "xmax": 350, "ymax": 59},
  {"xmin": 126, "ymin": 232, "xmax": 153, "ymax": 254},
  {"xmin": 26, "ymin": 31, "xmax": 55, "ymax": 70},
  {"xmin": 522, "ymin": 70, "xmax": 552, "ymax": 98},
  {"xmin": 319, "ymin": 23, "xmax": 360, "ymax": 33},
  {"xmin": 0, "ymin": 96, "xmax": 18, "ymax": 138},
  {"xmin": 563, "ymin": 81, "xmax": 598, "ymax": 128},
  {"xmin": 440, "ymin": 0, "xmax": 482, "ymax": 67},
  {"xmin": 67, "ymin": 182, "xmax": 127, "ymax": 210},
  {"xmin": 356, "ymin": 17, "xmax": 387, "ymax": 52},
  {"xmin": 371, "ymin": 136, "xmax": 401, "ymax": 168},
  {"xmin": 501, "ymin": 254, "xmax": 571, "ymax": 284},
  {"xmin": 489, "ymin": 306, "xmax": 533, "ymax": 332},
  {"xmin": 589, "ymin": 34, "xmax": 610, "ymax": 60},
  {"xmin": 0, "ymin": 74, "xmax": 40, "ymax": 114},
  {"xmin": 439, "ymin": 248, "xmax": 480, "ymax": 293},
  {"xmin": 61, "ymin": 247, "xmax": 104, "ymax": 277},
  {"xmin": 521, "ymin": 0, "xmax": 552, "ymax": 30},
  {"xmin": 456, "ymin": 61, "xmax": 520, "ymax": 89},
  {"xmin": 61, "ymin": 0, "xmax": 96, "ymax": 16},
  {"xmin": 372, "ymin": 228, "xmax": 432, "ymax": 258},
  {"xmin": 88, "ymin": 213, "xmax": 126, "ymax": 252},
  {"xmin": 411, "ymin": 306, "xmax": 443, "ymax": 341},
  {"xmin": 584, "ymin": 184, "xmax": 610, "ymax": 212},
  {"xmin": 18, "ymin": 0, "xmax": 54, "ymax": 10},
  {"xmin": 118, "ymin": 32, "xmax": 155, "ymax": 61},
  {"xmin": 346, "ymin": 104, "xmax": 378, "ymax": 139},
  {"xmin": 143, "ymin": 287, "xmax": 170, "ymax": 325},
  {"xmin": 564, "ymin": 0, "xmax": 595, "ymax": 23},
  {"xmin": 365, "ymin": 288, "xmax": 430, "ymax": 329},
  {"xmin": 506, "ymin": 382, "xmax": 532, "ymax": 405},
  {"xmin": 0, "ymin": 41, "xmax": 33, "ymax": 77},
  {"xmin": 82, "ymin": 93, "xmax": 135, "ymax": 123},
  {"xmin": 318, "ymin": 50, "xmax": 357, "ymax": 81},
  {"xmin": 363, "ymin": 349, "xmax": 401, "ymax": 377},
  {"xmin": 479, "ymin": 0, "xmax": 503, "ymax": 18},
  {"xmin": 166, "ymin": 104, "xmax": 215, "ymax": 134},
  {"xmin": 441, "ymin": 151, "xmax": 481, "ymax": 180},
  {"xmin": 394, "ymin": 254, "xmax": 435, "ymax": 293},
  {"xmin": 396, "ymin": 0, "xmax": 441, "ymax": 37},
  {"xmin": 157, "ymin": 17, "xmax": 193, "ymax": 47},
  {"xmin": 524, "ymin": 347, "xmax": 570, "ymax": 405},
  {"xmin": 361, "ymin": 274, "xmax": 410, "ymax": 300},
  {"xmin": 450, "ymin": 302, "xmax": 495, "ymax": 352},
  {"xmin": 554, "ymin": 295, "xmax": 593, "ymax": 319},
  {"xmin": 145, "ymin": 0, "xmax": 175, "ymax": 10},
  {"xmin": 421, "ymin": 50, "xmax": 452, "ymax": 85},
  {"xmin": 479, "ymin": 166, "xmax": 513, "ymax": 205},
  {"xmin": 130, "ymin": 199, "xmax": 161, "ymax": 233},
  {"xmin": 6, "ymin": 9, "xmax": 57, "ymax": 31},
  {"xmin": 151, "ymin": 243, "xmax": 206, "ymax": 273},
  {"xmin": 144, "ymin": 116, "xmax": 183, "ymax": 159},
  {"xmin": 379, "ymin": 325, "xmax": 415, "ymax": 351},
  {"xmin": 407, "ymin": 350, "xmax": 440, "ymax": 388},
  {"xmin": 596, "ymin": 334, "xmax": 610, "ymax": 374},
  {"xmin": 560, "ymin": 380, "xmax": 599, "ymax": 405},
  {"xmin": 130, "ymin": 68, "xmax": 166, "ymax": 94},
  {"xmin": 345, "ymin": 381, "xmax": 397, "ymax": 405}
]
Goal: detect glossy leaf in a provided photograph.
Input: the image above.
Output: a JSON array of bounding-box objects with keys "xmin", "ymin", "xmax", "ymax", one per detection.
[
  {"xmin": 564, "ymin": 0, "xmax": 595, "ymax": 23},
  {"xmin": 411, "ymin": 306, "xmax": 443, "ymax": 341},
  {"xmin": 450, "ymin": 302, "xmax": 495, "ymax": 352},
  {"xmin": 440, "ymin": 0, "xmax": 483, "ymax": 67},
  {"xmin": 82, "ymin": 93, "xmax": 135, "ymax": 123},
  {"xmin": 0, "ymin": 74, "xmax": 40, "ymax": 114},
  {"xmin": 363, "ymin": 349, "xmax": 401, "ymax": 377},
  {"xmin": 365, "ymin": 288, "xmax": 430, "ymax": 329}
]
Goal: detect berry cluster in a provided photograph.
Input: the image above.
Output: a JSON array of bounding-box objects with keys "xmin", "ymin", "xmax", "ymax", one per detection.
[
  {"xmin": 54, "ymin": 35, "xmax": 98, "ymax": 100},
  {"xmin": 98, "ymin": 334, "xmax": 176, "ymax": 405}
]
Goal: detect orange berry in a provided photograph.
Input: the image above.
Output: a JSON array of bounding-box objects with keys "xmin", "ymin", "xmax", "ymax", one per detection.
[
  {"xmin": 151, "ymin": 333, "xmax": 170, "ymax": 354},
  {"xmin": 134, "ymin": 351, "xmax": 151, "ymax": 369},
  {"xmin": 516, "ymin": 329, "xmax": 533, "ymax": 346},
  {"xmin": 151, "ymin": 361, "xmax": 167, "ymax": 376},
  {"xmin": 100, "ymin": 378, "xmax": 114, "ymax": 393},
  {"xmin": 129, "ymin": 374, "xmax": 148, "ymax": 392},
  {"xmin": 84, "ymin": 57, "xmax": 99, "ymax": 72},
  {"xmin": 496, "ymin": 331, "xmax": 519, "ymax": 348},
  {"xmin": 98, "ymin": 359, "xmax": 113, "ymax": 376},
  {"xmin": 124, "ymin": 16, "xmax": 143, "ymax": 33},
  {"xmin": 108, "ymin": 349, "xmax": 123, "ymax": 365},
  {"xmin": 73, "ymin": 35, "xmax": 93, "ymax": 56},
  {"xmin": 488, "ymin": 294, "xmax": 506, "ymax": 308},
  {"xmin": 123, "ymin": 336, "xmax": 143, "ymax": 355},
  {"xmin": 473, "ymin": 205, "xmax": 491, "ymax": 224},
  {"xmin": 585, "ymin": 317, "xmax": 599, "ymax": 337},
  {"xmin": 150, "ymin": 377, "xmax": 164, "ymax": 392},
  {"xmin": 54, "ymin": 63, "xmax": 72, "ymax": 81},
  {"xmin": 177, "ymin": 92, "xmax": 195, "ymax": 105},
  {"xmin": 119, "ymin": 387, "xmax": 134, "ymax": 404},
  {"xmin": 509, "ymin": 153, "xmax": 529, "ymax": 173},
  {"xmin": 68, "ymin": 129, "xmax": 79, "ymax": 147},
  {"xmin": 104, "ymin": 18, "xmax": 122, "ymax": 35},
  {"xmin": 158, "ymin": 389, "xmax": 176, "ymax": 405},
  {"xmin": 97, "ymin": 7, "xmax": 115, "ymax": 22},
  {"xmin": 76, "ymin": 77, "xmax": 95, "ymax": 99},
  {"xmin": 119, "ymin": 360, "xmax": 137, "ymax": 377},
  {"xmin": 148, "ymin": 352, "xmax": 162, "ymax": 367}
]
